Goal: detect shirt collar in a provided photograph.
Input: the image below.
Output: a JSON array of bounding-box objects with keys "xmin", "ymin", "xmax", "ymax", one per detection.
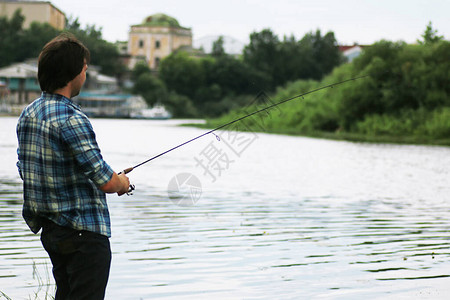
[{"xmin": 41, "ymin": 92, "xmax": 82, "ymax": 111}]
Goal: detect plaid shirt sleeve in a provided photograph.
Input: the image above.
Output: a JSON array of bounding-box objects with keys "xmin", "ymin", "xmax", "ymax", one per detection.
[
  {"xmin": 16, "ymin": 150, "xmax": 23, "ymax": 180},
  {"xmin": 61, "ymin": 114, "xmax": 114, "ymax": 187}
]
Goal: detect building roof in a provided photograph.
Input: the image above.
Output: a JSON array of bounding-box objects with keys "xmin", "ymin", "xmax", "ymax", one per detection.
[
  {"xmin": 132, "ymin": 13, "xmax": 189, "ymax": 29},
  {"xmin": 0, "ymin": 0, "xmax": 65, "ymax": 17},
  {"xmin": 77, "ymin": 92, "xmax": 131, "ymax": 102},
  {"xmin": 0, "ymin": 63, "xmax": 37, "ymax": 78},
  {"xmin": 338, "ymin": 44, "xmax": 370, "ymax": 52},
  {"xmin": 143, "ymin": 13, "xmax": 180, "ymax": 27}
]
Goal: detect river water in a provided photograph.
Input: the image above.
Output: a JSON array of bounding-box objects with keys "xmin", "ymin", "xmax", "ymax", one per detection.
[{"xmin": 0, "ymin": 116, "xmax": 449, "ymax": 299}]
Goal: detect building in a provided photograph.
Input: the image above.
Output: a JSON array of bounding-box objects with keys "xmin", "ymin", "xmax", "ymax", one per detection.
[
  {"xmin": 72, "ymin": 66, "xmax": 148, "ymax": 118},
  {"xmin": 115, "ymin": 40, "xmax": 132, "ymax": 79},
  {"xmin": 338, "ymin": 44, "xmax": 369, "ymax": 62},
  {"xmin": 0, "ymin": 0, "xmax": 66, "ymax": 30},
  {"xmin": 0, "ymin": 62, "xmax": 121, "ymax": 107},
  {"xmin": 83, "ymin": 65, "xmax": 119, "ymax": 92},
  {"xmin": 128, "ymin": 13, "xmax": 192, "ymax": 70},
  {"xmin": 0, "ymin": 80, "xmax": 11, "ymax": 113},
  {"xmin": 0, "ymin": 61, "xmax": 146, "ymax": 117},
  {"xmin": 0, "ymin": 62, "xmax": 40, "ymax": 111},
  {"xmin": 74, "ymin": 92, "xmax": 147, "ymax": 118}
]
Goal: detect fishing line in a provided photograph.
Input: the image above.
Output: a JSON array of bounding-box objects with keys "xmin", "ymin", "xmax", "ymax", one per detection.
[{"xmin": 119, "ymin": 74, "xmax": 369, "ymax": 178}]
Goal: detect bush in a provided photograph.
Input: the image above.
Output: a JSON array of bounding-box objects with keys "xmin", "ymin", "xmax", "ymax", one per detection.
[
  {"xmin": 418, "ymin": 107, "xmax": 450, "ymax": 139},
  {"xmin": 165, "ymin": 92, "xmax": 198, "ymax": 118}
]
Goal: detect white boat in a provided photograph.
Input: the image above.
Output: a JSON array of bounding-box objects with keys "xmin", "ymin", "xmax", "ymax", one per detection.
[{"xmin": 131, "ymin": 104, "xmax": 172, "ymax": 120}]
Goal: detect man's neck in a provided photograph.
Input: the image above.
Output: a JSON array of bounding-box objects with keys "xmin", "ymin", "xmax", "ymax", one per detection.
[{"xmin": 53, "ymin": 84, "xmax": 72, "ymax": 99}]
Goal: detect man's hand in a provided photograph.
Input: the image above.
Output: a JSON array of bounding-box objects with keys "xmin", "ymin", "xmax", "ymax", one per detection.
[
  {"xmin": 100, "ymin": 172, "xmax": 130, "ymax": 195},
  {"xmin": 116, "ymin": 173, "xmax": 131, "ymax": 196}
]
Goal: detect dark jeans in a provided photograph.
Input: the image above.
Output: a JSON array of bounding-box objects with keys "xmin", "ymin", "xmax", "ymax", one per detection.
[{"xmin": 40, "ymin": 220, "xmax": 111, "ymax": 300}]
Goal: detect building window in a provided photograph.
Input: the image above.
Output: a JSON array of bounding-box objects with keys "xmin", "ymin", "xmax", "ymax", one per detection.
[
  {"xmin": 155, "ymin": 40, "xmax": 161, "ymax": 49},
  {"xmin": 139, "ymin": 40, "xmax": 144, "ymax": 48},
  {"xmin": 155, "ymin": 57, "xmax": 160, "ymax": 68}
]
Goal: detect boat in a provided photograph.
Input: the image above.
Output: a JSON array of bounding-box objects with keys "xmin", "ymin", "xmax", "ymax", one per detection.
[{"xmin": 131, "ymin": 103, "xmax": 172, "ymax": 120}]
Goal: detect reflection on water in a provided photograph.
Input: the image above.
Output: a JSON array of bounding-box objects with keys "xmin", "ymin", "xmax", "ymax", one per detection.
[{"xmin": 0, "ymin": 116, "xmax": 449, "ymax": 299}]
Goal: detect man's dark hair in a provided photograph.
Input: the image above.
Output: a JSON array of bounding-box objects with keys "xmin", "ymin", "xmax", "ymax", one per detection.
[{"xmin": 38, "ymin": 33, "xmax": 90, "ymax": 93}]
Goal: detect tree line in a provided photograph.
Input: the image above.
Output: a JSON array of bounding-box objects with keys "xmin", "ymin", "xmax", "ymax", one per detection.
[
  {"xmin": 134, "ymin": 29, "xmax": 344, "ymax": 117},
  {"xmin": 207, "ymin": 23, "xmax": 449, "ymax": 144},
  {"xmin": 1, "ymin": 9, "xmax": 344, "ymax": 118},
  {"xmin": 0, "ymin": 9, "xmax": 124, "ymax": 76}
]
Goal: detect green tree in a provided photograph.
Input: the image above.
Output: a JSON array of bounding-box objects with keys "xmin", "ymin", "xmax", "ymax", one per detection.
[
  {"xmin": 159, "ymin": 28, "xmax": 343, "ymax": 117},
  {"xmin": 297, "ymin": 30, "xmax": 344, "ymax": 80},
  {"xmin": 132, "ymin": 73, "xmax": 167, "ymax": 106},
  {"xmin": 165, "ymin": 91, "xmax": 198, "ymax": 117},
  {"xmin": 131, "ymin": 61, "xmax": 152, "ymax": 81},
  {"xmin": 130, "ymin": 60, "xmax": 199, "ymax": 117},
  {"xmin": 243, "ymin": 28, "xmax": 280, "ymax": 89},
  {"xmin": 66, "ymin": 17, "xmax": 125, "ymax": 77},
  {"xmin": 159, "ymin": 49, "xmax": 269, "ymax": 116},
  {"xmin": 418, "ymin": 21, "xmax": 444, "ymax": 45},
  {"xmin": 0, "ymin": 11, "xmax": 125, "ymax": 79},
  {"xmin": 159, "ymin": 51, "xmax": 205, "ymax": 101},
  {"xmin": 206, "ymin": 55, "xmax": 267, "ymax": 96},
  {"xmin": 276, "ymin": 35, "xmax": 301, "ymax": 84},
  {"xmin": 19, "ymin": 22, "xmax": 59, "ymax": 61},
  {"xmin": 212, "ymin": 36, "xmax": 225, "ymax": 57},
  {"xmin": 338, "ymin": 39, "xmax": 449, "ymax": 131},
  {"xmin": 243, "ymin": 28, "xmax": 343, "ymax": 89},
  {"xmin": 0, "ymin": 9, "xmax": 60, "ymax": 67},
  {"xmin": 0, "ymin": 9, "xmax": 25, "ymax": 67}
]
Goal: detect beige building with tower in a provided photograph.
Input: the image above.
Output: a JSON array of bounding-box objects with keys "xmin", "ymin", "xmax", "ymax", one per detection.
[
  {"xmin": 128, "ymin": 13, "xmax": 192, "ymax": 70},
  {"xmin": 0, "ymin": 0, "xmax": 65, "ymax": 30}
]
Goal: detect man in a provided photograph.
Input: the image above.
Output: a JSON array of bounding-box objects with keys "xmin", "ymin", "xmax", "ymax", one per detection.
[{"xmin": 16, "ymin": 33, "xmax": 130, "ymax": 299}]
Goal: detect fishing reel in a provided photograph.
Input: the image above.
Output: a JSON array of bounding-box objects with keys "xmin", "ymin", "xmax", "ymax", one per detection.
[{"xmin": 126, "ymin": 184, "xmax": 135, "ymax": 196}]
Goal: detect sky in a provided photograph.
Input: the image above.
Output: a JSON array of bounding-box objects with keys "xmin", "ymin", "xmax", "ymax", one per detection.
[{"xmin": 50, "ymin": 0, "xmax": 449, "ymax": 45}]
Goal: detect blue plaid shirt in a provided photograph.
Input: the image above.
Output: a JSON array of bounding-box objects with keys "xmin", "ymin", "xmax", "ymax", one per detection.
[{"xmin": 16, "ymin": 93, "xmax": 114, "ymax": 237}]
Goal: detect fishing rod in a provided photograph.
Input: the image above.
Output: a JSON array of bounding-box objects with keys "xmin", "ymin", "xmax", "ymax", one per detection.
[{"xmin": 119, "ymin": 74, "xmax": 369, "ymax": 190}]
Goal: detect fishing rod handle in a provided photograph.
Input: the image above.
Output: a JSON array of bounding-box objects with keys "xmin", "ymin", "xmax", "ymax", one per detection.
[
  {"xmin": 117, "ymin": 167, "xmax": 135, "ymax": 196},
  {"xmin": 118, "ymin": 167, "xmax": 134, "ymax": 175}
]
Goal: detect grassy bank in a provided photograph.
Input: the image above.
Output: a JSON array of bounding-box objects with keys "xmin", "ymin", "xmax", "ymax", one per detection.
[{"xmin": 189, "ymin": 121, "xmax": 450, "ymax": 147}]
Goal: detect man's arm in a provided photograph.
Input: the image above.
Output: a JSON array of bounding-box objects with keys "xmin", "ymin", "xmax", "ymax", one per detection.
[
  {"xmin": 100, "ymin": 172, "xmax": 130, "ymax": 195},
  {"xmin": 61, "ymin": 115, "xmax": 130, "ymax": 195}
]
